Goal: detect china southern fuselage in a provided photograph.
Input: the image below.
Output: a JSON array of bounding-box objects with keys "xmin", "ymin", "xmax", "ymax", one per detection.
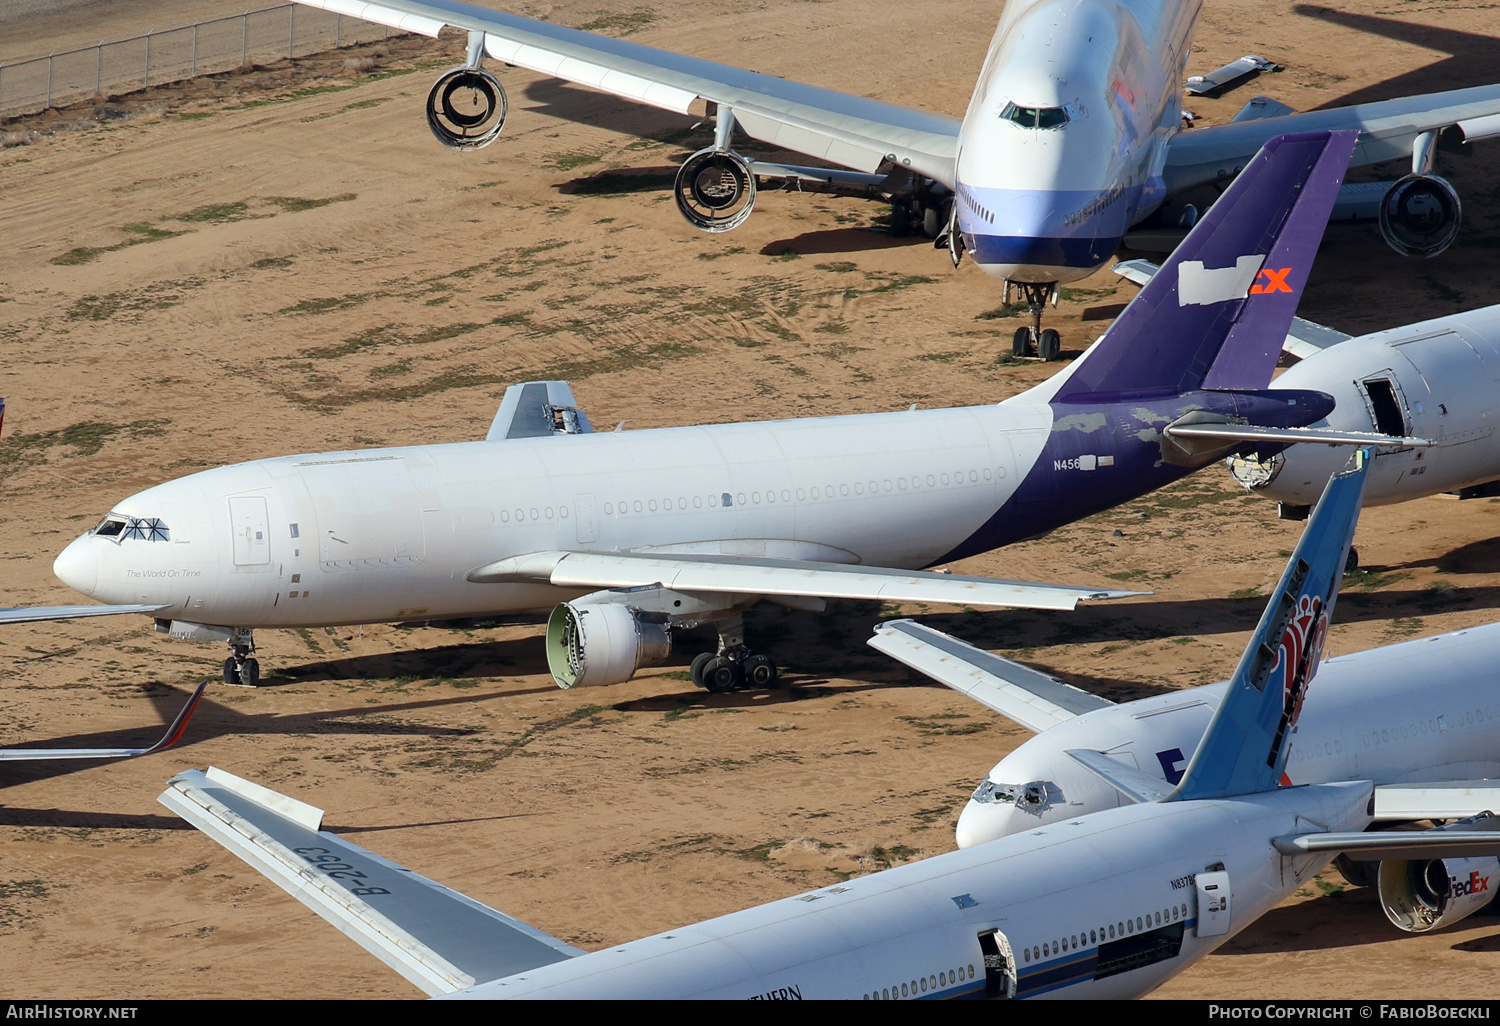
[
  {"xmin": 955, "ymin": 0, "xmax": 1200, "ymax": 283},
  {"xmin": 955, "ymin": 622, "xmax": 1500, "ymax": 849}
]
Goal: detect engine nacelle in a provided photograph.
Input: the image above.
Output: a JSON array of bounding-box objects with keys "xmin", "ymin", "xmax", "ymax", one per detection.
[
  {"xmin": 545, "ymin": 601, "xmax": 671, "ymax": 688},
  {"xmin": 426, "ymin": 66, "xmax": 507, "ymax": 151},
  {"xmin": 674, "ymin": 148, "xmax": 757, "ymax": 233},
  {"xmin": 1377, "ymin": 855, "xmax": 1498, "ymax": 933},
  {"xmin": 1378, "ymin": 173, "xmax": 1461, "ymax": 258}
]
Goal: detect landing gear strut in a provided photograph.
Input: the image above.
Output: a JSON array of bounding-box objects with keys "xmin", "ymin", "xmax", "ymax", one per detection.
[
  {"xmin": 223, "ymin": 627, "xmax": 260, "ymax": 687},
  {"xmin": 1005, "ymin": 282, "xmax": 1062, "ymax": 361},
  {"xmin": 688, "ymin": 613, "xmax": 780, "ymax": 692}
]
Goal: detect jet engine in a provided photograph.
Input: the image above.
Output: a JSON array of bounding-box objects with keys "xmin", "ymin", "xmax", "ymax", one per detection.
[
  {"xmin": 1378, "ymin": 174, "xmax": 1461, "ymax": 258},
  {"xmin": 426, "ymin": 66, "xmax": 507, "ymax": 151},
  {"xmin": 674, "ymin": 147, "xmax": 757, "ymax": 233},
  {"xmin": 545, "ymin": 600, "xmax": 671, "ymax": 688},
  {"xmin": 1377, "ymin": 855, "xmax": 1498, "ymax": 933}
]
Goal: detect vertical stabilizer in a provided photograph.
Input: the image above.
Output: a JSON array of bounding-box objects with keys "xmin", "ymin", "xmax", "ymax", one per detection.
[
  {"xmin": 1056, "ymin": 130, "xmax": 1357, "ymax": 401},
  {"xmin": 1172, "ymin": 449, "xmax": 1372, "ymax": 801}
]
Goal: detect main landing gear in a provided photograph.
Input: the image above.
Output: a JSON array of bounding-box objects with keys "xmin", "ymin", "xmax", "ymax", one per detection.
[
  {"xmin": 223, "ymin": 627, "xmax": 260, "ymax": 687},
  {"xmin": 1007, "ymin": 282, "xmax": 1063, "ymax": 361},
  {"xmin": 687, "ymin": 613, "xmax": 780, "ymax": 693}
]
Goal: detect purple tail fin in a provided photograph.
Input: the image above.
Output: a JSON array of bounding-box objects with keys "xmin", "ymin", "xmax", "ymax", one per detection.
[{"xmin": 1056, "ymin": 130, "xmax": 1357, "ymax": 402}]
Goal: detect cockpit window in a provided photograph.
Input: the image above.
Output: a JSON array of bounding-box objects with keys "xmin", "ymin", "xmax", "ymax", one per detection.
[
  {"xmin": 92, "ymin": 514, "xmax": 168, "ymax": 542},
  {"xmin": 1001, "ymin": 102, "xmax": 1070, "ymax": 129},
  {"xmin": 971, "ymin": 779, "xmax": 1023, "ymax": 805},
  {"xmin": 92, "ymin": 515, "xmax": 128, "ymax": 538}
]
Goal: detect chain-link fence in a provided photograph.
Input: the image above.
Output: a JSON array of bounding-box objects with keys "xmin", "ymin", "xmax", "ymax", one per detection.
[{"xmin": 0, "ymin": 5, "xmax": 395, "ymax": 118}]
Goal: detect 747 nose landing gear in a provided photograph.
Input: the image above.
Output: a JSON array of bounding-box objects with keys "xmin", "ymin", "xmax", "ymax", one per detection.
[
  {"xmin": 223, "ymin": 628, "xmax": 260, "ymax": 687},
  {"xmin": 1005, "ymin": 282, "xmax": 1063, "ymax": 361}
]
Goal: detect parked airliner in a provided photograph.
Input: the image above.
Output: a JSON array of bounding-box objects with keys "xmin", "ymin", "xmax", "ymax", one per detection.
[
  {"xmin": 55, "ymin": 132, "xmax": 1400, "ymax": 688},
  {"xmin": 1113, "ymin": 262, "xmax": 1500, "ymax": 518},
  {"xmin": 159, "ymin": 451, "xmax": 1500, "ymax": 998},
  {"xmin": 288, "ymin": 0, "xmax": 1500, "ymax": 351},
  {"xmin": 874, "ymin": 603, "xmax": 1500, "ymax": 934}
]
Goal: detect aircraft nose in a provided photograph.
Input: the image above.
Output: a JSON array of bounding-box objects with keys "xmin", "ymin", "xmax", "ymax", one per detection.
[
  {"xmin": 954, "ymin": 800, "xmax": 1008, "ymax": 850},
  {"xmin": 53, "ymin": 536, "xmax": 98, "ymax": 597}
]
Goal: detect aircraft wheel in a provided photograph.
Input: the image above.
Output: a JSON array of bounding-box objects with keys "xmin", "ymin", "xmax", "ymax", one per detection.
[
  {"xmin": 702, "ymin": 657, "xmax": 741, "ymax": 693},
  {"xmin": 689, "ymin": 651, "xmax": 714, "ymax": 688},
  {"xmin": 242, "ymin": 658, "xmax": 261, "ymax": 687},
  {"xmin": 922, "ymin": 205, "xmax": 942, "ymax": 239},
  {"xmin": 1012, "ymin": 326, "xmax": 1034, "ymax": 357},
  {"xmin": 890, "ymin": 198, "xmax": 911, "ymax": 238},
  {"xmin": 223, "ymin": 657, "xmax": 239, "ymax": 686},
  {"xmin": 743, "ymin": 653, "xmax": 778, "ymax": 689},
  {"xmin": 1039, "ymin": 328, "xmax": 1061, "ymax": 361},
  {"xmin": 1344, "ymin": 547, "xmax": 1360, "ymax": 574}
]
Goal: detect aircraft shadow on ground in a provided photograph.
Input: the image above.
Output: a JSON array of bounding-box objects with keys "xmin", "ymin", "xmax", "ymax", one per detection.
[
  {"xmin": 756, "ymin": 227, "xmax": 909, "ymax": 257},
  {"xmin": 0, "ymin": 684, "xmax": 546, "ymax": 788},
  {"xmin": 1292, "ymin": 5, "xmax": 1500, "ymax": 104}
]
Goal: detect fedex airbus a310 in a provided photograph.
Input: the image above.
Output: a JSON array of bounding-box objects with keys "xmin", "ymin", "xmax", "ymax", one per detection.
[
  {"xmin": 283, "ymin": 0, "xmax": 1500, "ymax": 351},
  {"xmin": 53, "ymin": 131, "xmax": 1406, "ymax": 689},
  {"xmin": 158, "ymin": 451, "xmax": 1500, "ymax": 998}
]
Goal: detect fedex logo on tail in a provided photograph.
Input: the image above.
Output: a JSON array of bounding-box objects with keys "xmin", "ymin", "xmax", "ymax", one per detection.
[{"xmin": 1177, "ymin": 257, "xmax": 1294, "ymax": 306}]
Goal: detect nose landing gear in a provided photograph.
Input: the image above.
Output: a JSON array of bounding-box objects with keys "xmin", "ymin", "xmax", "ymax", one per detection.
[
  {"xmin": 223, "ymin": 628, "xmax": 260, "ymax": 687},
  {"xmin": 1006, "ymin": 282, "xmax": 1063, "ymax": 361}
]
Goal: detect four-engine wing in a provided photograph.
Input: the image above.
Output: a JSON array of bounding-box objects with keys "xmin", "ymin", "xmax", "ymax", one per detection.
[
  {"xmin": 294, "ymin": 0, "xmax": 958, "ymax": 184},
  {"xmin": 467, "ymin": 550, "xmax": 1142, "ymax": 612}
]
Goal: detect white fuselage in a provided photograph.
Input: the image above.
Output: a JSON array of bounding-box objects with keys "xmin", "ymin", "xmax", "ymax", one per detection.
[
  {"xmin": 1228, "ymin": 305, "xmax": 1500, "ymax": 507},
  {"xmin": 449, "ymin": 780, "xmax": 1371, "ymax": 999},
  {"xmin": 956, "ymin": 622, "xmax": 1500, "ymax": 848},
  {"xmin": 54, "ymin": 401, "xmax": 1053, "ymax": 628},
  {"xmin": 955, "ymin": 0, "xmax": 1201, "ymax": 284}
]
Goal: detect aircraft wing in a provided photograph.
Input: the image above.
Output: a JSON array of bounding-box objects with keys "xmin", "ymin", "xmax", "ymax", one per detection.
[
  {"xmin": 296, "ymin": 0, "xmax": 959, "ymax": 184},
  {"xmin": 1274, "ymin": 819, "xmax": 1500, "ymax": 860},
  {"xmin": 1164, "ymin": 83, "xmax": 1500, "ymax": 194},
  {"xmin": 1372, "ymin": 782, "xmax": 1500, "ymax": 822},
  {"xmin": 0, "ymin": 681, "xmax": 207, "ymax": 762},
  {"xmin": 468, "ymin": 551, "xmax": 1143, "ymax": 612},
  {"xmin": 158, "ymin": 766, "xmax": 584, "ymax": 996},
  {"xmin": 867, "ymin": 619, "xmax": 1114, "ymax": 732},
  {"xmin": 0, "ymin": 603, "xmax": 163, "ymax": 624}
]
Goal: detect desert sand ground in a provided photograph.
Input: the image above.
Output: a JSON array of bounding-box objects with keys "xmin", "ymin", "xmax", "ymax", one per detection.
[{"xmin": 1, "ymin": 0, "xmax": 1499, "ymax": 1001}]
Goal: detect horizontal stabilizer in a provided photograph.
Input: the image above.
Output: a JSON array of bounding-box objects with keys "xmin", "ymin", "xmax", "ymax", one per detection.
[
  {"xmin": 1274, "ymin": 829, "xmax": 1500, "ymax": 861},
  {"xmin": 0, "ymin": 603, "xmax": 164, "ymax": 625},
  {"xmin": 470, "ymin": 550, "xmax": 1143, "ymax": 612},
  {"xmin": 487, "ymin": 381, "xmax": 592, "ymax": 441},
  {"xmin": 868, "ymin": 619, "xmax": 1113, "ymax": 732},
  {"xmin": 1185, "ymin": 55, "xmax": 1279, "ymax": 96},
  {"xmin": 1064, "ymin": 749, "xmax": 1175, "ymax": 804},
  {"xmin": 0, "ymin": 681, "xmax": 207, "ymax": 761},
  {"xmin": 159, "ymin": 767, "xmax": 583, "ymax": 995},
  {"xmin": 1164, "ymin": 421, "xmax": 1431, "ymax": 454},
  {"xmin": 1374, "ymin": 782, "xmax": 1500, "ymax": 822}
]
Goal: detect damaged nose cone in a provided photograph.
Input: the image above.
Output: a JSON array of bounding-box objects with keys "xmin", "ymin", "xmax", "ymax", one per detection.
[{"xmin": 53, "ymin": 537, "xmax": 98, "ymax": 597}]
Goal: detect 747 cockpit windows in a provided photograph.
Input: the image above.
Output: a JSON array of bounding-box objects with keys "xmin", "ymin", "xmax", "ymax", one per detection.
[
  {"xmin": 1000, "ymin": 102, "xmax": 1071, "ymax": 129},
  {"xmin": 90, "ymin": 514, "xmax": 169, "ymax": 543}
]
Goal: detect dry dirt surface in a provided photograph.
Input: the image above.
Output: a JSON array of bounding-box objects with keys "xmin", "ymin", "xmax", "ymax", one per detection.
[{"xmin": 2, "ymin": 0, "xmax": 1499, "ymax": 1002}]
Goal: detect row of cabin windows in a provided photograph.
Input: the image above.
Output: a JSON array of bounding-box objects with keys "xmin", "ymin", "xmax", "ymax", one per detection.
[
  {"xmin": 864, "ymin": 964, "xmax": 975, "ymax": 1000},
  {"xmin": 600, "ymin": 468, "xmax": 1005, "ymax": 518},
  {"xmin": 464, "ymin": 466, "xmax": 1009, "ymax": 527},
  {"xmin": 1361, "ymin": 704, "xmax": 1497, "ymax": 748},
  {"xmin": 1022, "ymin": 903, "xmax": 1190, "ymax": 964}
]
